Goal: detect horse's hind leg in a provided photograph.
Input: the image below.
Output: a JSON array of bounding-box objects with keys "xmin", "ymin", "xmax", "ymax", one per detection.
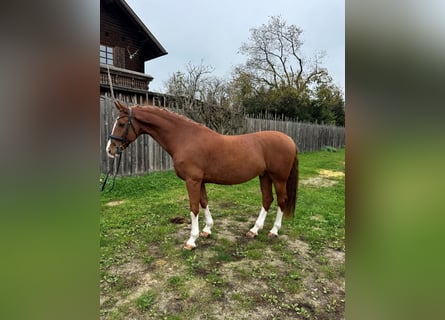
[
  {"xmin": 200, "ymin": 184, "xmax": 213, "ymax": 238},
  {"xmin": 268, "ymin": 181, "xmax": 287, "ymax": 238},
  {"xmin": 247, "ymin": 174, "xmax": 273, "ymax": 238}
]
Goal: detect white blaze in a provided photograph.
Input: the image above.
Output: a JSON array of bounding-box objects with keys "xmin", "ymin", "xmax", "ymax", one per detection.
[{"xmin": 106, "ymin": 119, "xmax": 118, "ymax": 158}]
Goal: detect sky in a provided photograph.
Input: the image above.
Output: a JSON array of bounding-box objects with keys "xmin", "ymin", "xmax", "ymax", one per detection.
[{"xmin": 126, "ymin": 0, "xmax": 345, "ymax": 94}]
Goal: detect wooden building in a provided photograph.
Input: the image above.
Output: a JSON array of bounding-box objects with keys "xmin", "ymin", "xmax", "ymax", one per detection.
[{"xmin": 100, "ymin": 0, "xmax": 167, "ymax": 104}]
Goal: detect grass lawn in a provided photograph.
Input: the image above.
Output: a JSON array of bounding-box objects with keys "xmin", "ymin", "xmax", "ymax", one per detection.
[{"xmin": 100, "ymin": 148, "xmax": 345, "ymax": 319}]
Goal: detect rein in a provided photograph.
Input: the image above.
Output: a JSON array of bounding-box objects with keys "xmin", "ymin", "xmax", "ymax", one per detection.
[
  {"xmin": 100, "ymin": 151, "xmax": 122, "ymax": 192},
  {"xmin": 101, "ymin": 107, "xmax": 136, "ymax": 192}
]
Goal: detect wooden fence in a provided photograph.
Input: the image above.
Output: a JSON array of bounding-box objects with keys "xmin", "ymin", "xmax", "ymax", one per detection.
[{"xmin": 100, "ymin": 98, "xmax": 345, "ymax": 176}]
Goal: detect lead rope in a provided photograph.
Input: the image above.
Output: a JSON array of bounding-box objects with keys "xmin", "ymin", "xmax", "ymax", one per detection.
[
  {"xmin": 107, "ymin": 64, "xmax": 115, "ymax": 100},
  {"xmin": 101, "ymin": 65, "xmax": 119, "ymax": 192}
]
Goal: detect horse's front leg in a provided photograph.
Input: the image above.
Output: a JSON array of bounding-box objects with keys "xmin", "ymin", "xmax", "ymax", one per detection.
[
  {"xmin": 184, "ymin": 178, "xmax": 202, "ymax": 250},
  {"xmin": 200, "ymin": 184, "xmax": 213, "ymax": 238}
]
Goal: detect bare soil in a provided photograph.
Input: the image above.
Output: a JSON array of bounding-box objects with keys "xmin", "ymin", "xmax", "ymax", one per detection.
[
  {"xmin": 100, "ymin": 213, "xmax": 345, "ymax": 319},
  {"xmin": 300, "ymin": 169, "xmax": 344, "ymax": 188}
]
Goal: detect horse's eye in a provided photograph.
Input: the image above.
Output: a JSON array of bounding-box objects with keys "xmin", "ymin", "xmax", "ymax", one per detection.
[{"xmin": 118, "ymin": 122, "xmax": 125, "ymax": 127}]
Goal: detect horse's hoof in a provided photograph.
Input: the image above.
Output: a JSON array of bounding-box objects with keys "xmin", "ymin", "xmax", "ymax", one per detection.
[
  {"xmin": 200, "ymin": 231, "xmax": 211, "ymax": 238},
  {"xmin": 183, "ymin": 243, "xmax": 196, "ymax": 250},
  {"xmin": 268, "ymin": 232, "xmax": 278, "ymax": 238},
  {"xmin": 246, "ymin": 230, "xmax": 257, "ymax": 239}
]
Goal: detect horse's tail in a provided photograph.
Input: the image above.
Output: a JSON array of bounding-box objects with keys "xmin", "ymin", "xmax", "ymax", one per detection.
[{"xmin": 284, "ymin": 153, "xmax": 298, "ymax": 219}]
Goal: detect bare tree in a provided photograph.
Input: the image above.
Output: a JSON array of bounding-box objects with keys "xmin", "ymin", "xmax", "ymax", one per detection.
[
  {"xmin": 166, "ymin": 61, "xmax": 214, "ymax": 110},
  {"xmin": 165, "ymin": 62, "xmax": 245, "ymax": 134},
  {"xmin": 237, "ymin": 15, "xmax": 329, "ymax": 93}
]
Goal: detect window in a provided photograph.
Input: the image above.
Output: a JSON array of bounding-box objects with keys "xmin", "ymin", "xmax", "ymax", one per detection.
[{"xmin": 100, "ymin": 45, "xmax": 113, "ymax": 65}]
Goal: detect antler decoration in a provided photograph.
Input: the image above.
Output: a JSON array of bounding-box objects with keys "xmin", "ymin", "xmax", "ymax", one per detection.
[{"xmin": 127, "ymin": 47, "xmax": 140, "ymax": 60}]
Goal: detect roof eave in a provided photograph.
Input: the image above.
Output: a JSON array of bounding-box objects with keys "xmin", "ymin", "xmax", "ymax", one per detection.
[{"xmin": 117, "ymin": 0, "xmax": 168, "ymax": 60}]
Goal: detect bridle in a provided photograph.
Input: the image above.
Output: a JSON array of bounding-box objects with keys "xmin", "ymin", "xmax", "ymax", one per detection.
[
  {"xmin": 108, "ymin": 107, "xmax": 137, "ymax": 151},
  {"xmin": 101, "ymin": 107, "xmax": 137, "ymax": 192}
]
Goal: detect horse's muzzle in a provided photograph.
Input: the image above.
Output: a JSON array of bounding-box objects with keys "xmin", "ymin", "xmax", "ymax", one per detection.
[
  {"xmin": 106, "ymin": 140, "xmax": 122, "ymax": 158},
  {"xmin": 107, "ymin": 148, "xmax": 122, "ymax": 159}
]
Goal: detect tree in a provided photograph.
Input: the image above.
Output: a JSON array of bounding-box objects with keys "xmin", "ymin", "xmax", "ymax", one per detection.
[
  {"xmin": 311, "ymin": 81, "xmax": 345, "ymax": 125},
  {"xmin": 165, "ymin": 62, "xmax": 245, "ymax": 134},
  {"xmin": 237, "ymin": 15, "xmax": 328, "ymax": 94},
  {"xmin": 166, "ymin": 61, "xmax": 214, "ymax": 110},
  {"xmin": 233, "ymin": 15, "xmax": 344, "ymax": 124}
]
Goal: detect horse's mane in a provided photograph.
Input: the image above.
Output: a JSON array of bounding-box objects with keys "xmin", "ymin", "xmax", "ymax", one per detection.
[{"xmin": 136, "ymin": 104, "xmax": 207, "ymax": 128}]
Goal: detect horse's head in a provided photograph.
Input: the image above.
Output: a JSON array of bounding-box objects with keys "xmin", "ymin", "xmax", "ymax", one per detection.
[{"xmin": 106, "ymin": 101, "xmax": 138, "ymax": 158}]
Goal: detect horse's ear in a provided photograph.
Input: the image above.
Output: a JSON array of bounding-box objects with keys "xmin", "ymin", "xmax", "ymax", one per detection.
[{"xmin": 114, "ymin": 100, "xmax": 127, "ymax": 112}]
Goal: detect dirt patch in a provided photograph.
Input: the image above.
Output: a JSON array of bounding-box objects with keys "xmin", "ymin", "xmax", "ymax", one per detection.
[
  {"xmin": 105, "ymin": 200, "xmax": 125, "ymax": 206},
  {"xmin": 101, "ymin": 215, "xmax": 345, "ymax": 319},
  {"xmin": 169, "ymin": 216, "xmax": 188, "ymax": 224},
  {"xmin": 300, "ymin": 176, "xmax": 338, "ymax": 187},
  {"xmin": 318, "ymin": 169, "xmax": 345, "ymax": 178},
  {"xmin": 300, "ymin": 169, "xmax": 344, "ymax": 188},
  {"xmin": 216, "ymin": 201, "xmax": 237, "ymax": 209},
  {"xmin": 170, "ymin": 214, "xmax": 256, "ymax": 245}
]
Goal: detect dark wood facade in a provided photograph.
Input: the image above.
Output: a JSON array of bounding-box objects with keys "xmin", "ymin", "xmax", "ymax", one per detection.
[{"xmin": 100, "ymin": 0, "xmax": 167, "ymax": 103}]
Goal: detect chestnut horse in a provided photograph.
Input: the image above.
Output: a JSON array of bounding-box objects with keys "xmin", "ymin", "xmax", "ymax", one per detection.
[{"xmin": 106, "ymin": 101, "xmax": 298, "ymax": 249}]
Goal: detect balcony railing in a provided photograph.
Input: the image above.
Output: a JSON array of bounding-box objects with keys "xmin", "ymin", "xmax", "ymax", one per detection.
[{"xmin": 100, "ymin": 64, "xmax": 153, "ymax": 93}]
